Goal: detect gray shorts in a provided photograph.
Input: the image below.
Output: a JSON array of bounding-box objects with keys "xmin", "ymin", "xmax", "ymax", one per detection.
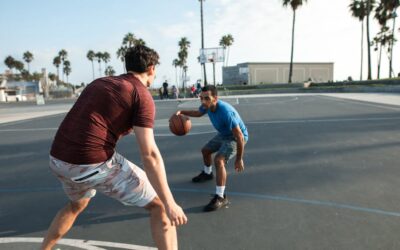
[
  {"xmin": 204, "ymin": 134, "xmax": 244, "ymax": 162},
  {"xmin": 49, "ymin": 152, "xmax": 157, "ymax": 207}
]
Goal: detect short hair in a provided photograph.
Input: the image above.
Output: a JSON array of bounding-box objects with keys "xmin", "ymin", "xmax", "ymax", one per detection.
[
  {"xmin": 201, "ymin": 85, "xmax": 218, "ymax": 96},
  {"xmin": 125, "ymin": 45, "xmax": 160, "ymax": 73}
]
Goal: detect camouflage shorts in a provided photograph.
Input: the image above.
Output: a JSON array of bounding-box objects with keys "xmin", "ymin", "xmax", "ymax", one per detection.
[{"xmin": 49, "ymin": 152, "xmax": 157, "ymax": 207}]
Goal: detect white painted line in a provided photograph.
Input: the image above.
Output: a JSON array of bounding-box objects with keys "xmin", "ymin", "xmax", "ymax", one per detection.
[
  {"xmin": 247, "ymin": 116, "xmax": 400, "ymax": 125},
  {"xmin": 0, "ymin": 237, "xmax": 157, "ymax": 250}
]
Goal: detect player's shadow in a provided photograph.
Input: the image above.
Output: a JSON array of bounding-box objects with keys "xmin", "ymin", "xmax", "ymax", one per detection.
[{"xmin": 184, "ymin": 205, "xmax": 206, "ymax": 214}]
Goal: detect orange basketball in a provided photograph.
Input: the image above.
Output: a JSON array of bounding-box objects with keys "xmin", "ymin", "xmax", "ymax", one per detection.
[{"xmin": 169, "ymin": 114, "xmax": 191, "ymax": 136}]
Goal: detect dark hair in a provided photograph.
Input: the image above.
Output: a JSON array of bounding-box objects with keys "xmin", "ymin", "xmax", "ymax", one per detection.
[
  {"xmin": 201, "ymin": 85, "xmax": 218, "ymax": 96},
  {"xmin": 125, "ymin": 45, "xmax": 160, "ymax": 73}
]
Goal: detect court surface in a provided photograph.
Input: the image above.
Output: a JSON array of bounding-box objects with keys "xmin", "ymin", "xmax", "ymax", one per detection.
[{"xmin": 1, "ymin": 93, "xmax": 400, "ymax": 249}]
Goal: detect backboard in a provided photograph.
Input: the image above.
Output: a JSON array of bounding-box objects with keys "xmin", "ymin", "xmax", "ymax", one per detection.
[{"xmin": 199, "ymin": 47, "xmax": 225, "ymax": 64}]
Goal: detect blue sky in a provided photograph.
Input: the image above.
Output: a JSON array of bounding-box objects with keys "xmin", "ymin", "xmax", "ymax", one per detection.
[{"xmin": 1, "ymin": 0, "xmax": 398, "ymax": 88}]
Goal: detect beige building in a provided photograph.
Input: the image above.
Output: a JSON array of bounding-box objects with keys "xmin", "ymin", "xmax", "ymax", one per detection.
[{"xmin": 223, "ymin": 62, "xmax": 334, "ymax": 85}]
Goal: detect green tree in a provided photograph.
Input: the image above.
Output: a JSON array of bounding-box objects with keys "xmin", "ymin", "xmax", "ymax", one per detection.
[
  {"xmin": 283, "ymin": 0, "xmax": 308, "ymax": 83},
  {"xmin": 178, "ymin": 37, "xmax": 190, "ymax": 90},
  {"xmin": 365, "ymin": 0, "xmax": 376, "ymax": 80},
  {"xmin": 48, "ymin": 72, "xmax": 57, "ymax": 82},
  {"xmin": 86, "ymin": 50, "xmax": 96, "ymax": 80},
  {"xmin": 219, "ymin": 34, "xmax": 234, "ymax": 66},
  {"xmin": 53, "ymin": 56, "xmax": 61, "ymax": 82},
  {"xmin": 381, "ymin": 0, "xmax": 399, "ymax": 77},
  {"xmin": 123, "ymin": 33, "xmax": 137, "ymax": 48},
  {"xmin": 350, "ymin": 0, "xmax": 368, "ymax": 80},
  {"xmin": 172, "ymin": 58, "xmax": 180, "ymax": 84},
  {"xmin": 58, "ymin": 49, "xmax": 68, "ymax": 82},
  {"xmin": 116, "ymin": 46, "xmax": 127, "ymax": 72},
  {"xmin": 63, "ymin": 60, "xmax": 71, "ymax": 83},
  {"xmin": 105, "ymin": 66, "xmax": 115, "ymax": 76},
  {"xmin": 23, "ymin": 51, "xmax": 33, "ymax": 74},
  {"xmin": 95, "ymin": 52, "xmax": 103, "ymax": 77},
  {"xmin": 135, "ymin": 38, "xmax": 146, "ymax": 46},
  {"xmin": 4, "ymin": 56, "xmax": 15, "ymax": 73},
  {"xmin": 374, "ymin": 2, "xmax": 391, "ymax": 78},
  {"xmin": 102, "ymin": 52, "xmax": 111, "ymax": 70}
]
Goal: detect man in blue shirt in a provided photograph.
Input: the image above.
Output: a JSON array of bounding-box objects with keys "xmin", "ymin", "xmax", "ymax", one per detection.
[{"xmin": 175, "ymin": 85, "xmax": 248, "ymax": 212}]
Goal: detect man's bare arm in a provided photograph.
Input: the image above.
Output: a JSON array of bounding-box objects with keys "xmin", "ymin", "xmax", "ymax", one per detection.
[
  {"xmin": 176, "ymin": 110, "xmax": 204, "ymax": 117},
  {"xmin": 133, "ymin": 126, "xmax": 187, "ymax": 226},
  {"xmin": 232, "ymin": 126, "xmax": 245, "ymax": 172}
]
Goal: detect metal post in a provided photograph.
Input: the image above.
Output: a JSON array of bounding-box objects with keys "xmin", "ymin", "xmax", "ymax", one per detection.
[{"xmin": 199, "ymin": 0, "xmax": 208, "ymax": 85}]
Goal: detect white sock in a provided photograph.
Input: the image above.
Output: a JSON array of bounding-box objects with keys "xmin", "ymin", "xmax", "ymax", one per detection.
[
  {"xmin": 216, "ymin": 186, "xmax": 225, "ymax": 198},
  {"xmin": 203, "ymin": 165, "xmax": 212, "ymax": 174}
]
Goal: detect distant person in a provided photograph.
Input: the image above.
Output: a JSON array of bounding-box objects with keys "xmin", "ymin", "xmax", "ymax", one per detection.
[
  {"xmin": 41, "ymin": 45, "xmax": 187, "ymax": 250},
  {"xmin": 162, "ymin": 80, "xmax": 169, "ymax": 99},
  {"xmin": 196, "ymin": 80, "xmax": 201, "ymax": 96},
  {"xmin": 190, "ymin": 85, "xmax": 197, "ymax": 98},
  {"xmin": 172, "ymin": 85, "xmax": 179, "ymax": 99},
  {"xmin": 174, "ymin": 85, "xmax": 248, "ymax": 212}
]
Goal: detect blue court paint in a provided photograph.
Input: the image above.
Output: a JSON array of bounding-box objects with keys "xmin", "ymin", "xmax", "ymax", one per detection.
[{"xmin": 2, "ymin": 186, "xmax": 400, "ymax": 218}]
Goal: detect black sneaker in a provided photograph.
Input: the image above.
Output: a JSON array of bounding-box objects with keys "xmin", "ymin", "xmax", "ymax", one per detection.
[
  {"xmin": 192, "ymin": 171, "xmax": 213, "ymax": 183},
  {"xmin": 203, "ymin": 195, "xmax": 229, "ymax": 212}
]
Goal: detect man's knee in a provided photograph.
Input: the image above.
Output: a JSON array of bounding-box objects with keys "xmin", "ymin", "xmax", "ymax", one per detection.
[
  {"xmin": 145, "ymin": 197, "xmax": 169, "ymax": 227},
  {"xmin": 214, "ymin": 155, "xmax": 226, "ymax": 168},
  {"xmin": 201, "ymin": 147, "xmax": 212, "ymax": 156},
  {"xmin": 69, "ymin": 198, "xmax": 90, "ymax": 214}
]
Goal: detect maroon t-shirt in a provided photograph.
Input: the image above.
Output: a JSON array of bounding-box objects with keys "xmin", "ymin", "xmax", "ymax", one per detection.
[{"xmin": 50, "ymin": 74, "xmax": 155, "ymax": 164}]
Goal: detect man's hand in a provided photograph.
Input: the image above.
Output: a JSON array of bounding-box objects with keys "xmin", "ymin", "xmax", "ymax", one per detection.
[
  {"xmin": 165, "ymin": 203, "xmax": 187, "ymax": 226},
  {"xmin": 235, "ymin": 159, "xmax": 244, "ymax": 172},
  {"xmin": 175, "ymin": 110, "xmax": 181, "ymax": 116}
]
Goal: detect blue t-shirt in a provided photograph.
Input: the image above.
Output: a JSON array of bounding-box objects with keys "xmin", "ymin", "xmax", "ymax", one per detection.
[{"xmin": 199, "ymin": 100, "xmax": 248, "ymax": 141}]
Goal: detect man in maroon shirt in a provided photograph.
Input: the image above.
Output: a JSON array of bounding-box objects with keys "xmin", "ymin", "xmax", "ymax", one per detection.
[{"xmin": 41, "ymin": 45, "xmax": 187, "ymax": 250}]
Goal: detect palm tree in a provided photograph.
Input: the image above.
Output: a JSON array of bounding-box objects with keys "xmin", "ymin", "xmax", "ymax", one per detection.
[
  {"xmin": 14, "ymin": 60, "xmax": 24, "ymax": 74},
  {"xmin": 95, "ymin": 52, "xmax": 103, "ymax": 77},
  {"xmin": 58, "ymin": 49, "xmax": 68, "ymax": 82},
  {"xmin": 365, "ymin": 0, "xmax": 376, "ymax": 80},
  {"xmin": 381, "ymin": 0, "xmax": 399, "ymax": 77},
  {"xmin": 178, "ymin": 37, "xmax": 190, "ymax": 91},
  {"xmin": 172, "ymin": 58, "xmax": 180, "ymax": 84},
  {"xmin": 373, "ymin": 2, "xmax": 391, "ymax": 78},
  {"xmin": 116, "ymin": 46, "xmax": 127, "ymax": 72},
  {"xmin": 219, "ymin": 34, "xmax": 234, "ymax": 66},
  {"xmin": 135, "ymin": 39, "xmax": 146, "ymax": 46},
  {"xmin": 283, "ymin": 0, "xmax": 308, "ymax": 83},
  {"xmin": 63, "ymin": 60, "xmax": 71, "ymax": 83},
  {"xmin": 102, "ymin": 52, "xmax": 111, "ymax": 70},
  {"xmin": 86, "ymin": 50, "xmax": 96, "ymax": 80},
  {"xmin": 23, "ymin": 51, "xmax": 33, "ymax": 74},
  {"xmin": 350, "ymin": 0, "xmax": 367, "ymax": 80},
  {"xmin": 123, "ymin": 33, "xmax": 137, "ymax": 48},
  {"xmin": 53, "ymin": 56, "xmax": 61, "ymax": 82},
  {"xmin": 4, "ymin": 56, "xmax": 16, "ymax": 73},
  {"xmin": 105, "ymin": 66, "xmax": 116, "ymax": 76}
]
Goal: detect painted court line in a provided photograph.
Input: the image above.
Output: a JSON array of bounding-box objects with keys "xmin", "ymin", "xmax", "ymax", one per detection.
[
  {"xmin": 2, "ymin": 186, "xmax": 400, "ymax": 218},
  {"xmin": 0, "ymin": 237, "xmax": 156, "ymax": 249}
]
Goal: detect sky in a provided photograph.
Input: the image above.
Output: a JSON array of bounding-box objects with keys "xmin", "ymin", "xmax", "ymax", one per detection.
[{"xmin": 0, "ymin": 0, "xmax": 399, "ymax": 88}]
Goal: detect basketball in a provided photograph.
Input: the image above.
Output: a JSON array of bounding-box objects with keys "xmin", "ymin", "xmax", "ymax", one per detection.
[{"xmin": 169, "ymin": 114, "xmax": 191, "ymax": 136}]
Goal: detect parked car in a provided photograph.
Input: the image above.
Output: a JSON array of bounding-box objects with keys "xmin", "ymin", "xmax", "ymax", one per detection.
[{"xmin": 5, "ymin": 90, "xmax": 27, "ymax": 102}]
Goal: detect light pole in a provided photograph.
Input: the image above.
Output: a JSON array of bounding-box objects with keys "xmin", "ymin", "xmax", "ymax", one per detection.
[{"xmin": 199, "ymin": 0, "xmax": 208, "ymax": 86}]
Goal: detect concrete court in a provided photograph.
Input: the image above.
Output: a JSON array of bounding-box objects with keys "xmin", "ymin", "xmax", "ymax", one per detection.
[{"xmin": 1, "ymin": 93, "xmax": 400, "ymax": 249}]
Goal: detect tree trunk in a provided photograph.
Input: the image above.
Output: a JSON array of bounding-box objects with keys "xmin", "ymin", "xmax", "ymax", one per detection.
[
  {"xmin": 366, "ymin": 0, "xmax": 372, "ymax": 80},
  {"xmin": 360, "ymin": 20, "xmax": 364, "ymax": 80},
  {"xmin": 288, "ymin": 10, "xmax": 296, "ymax": 83},
  {"xmin": 389, "ymin": 14, "xmax": 396, "ymax": 78},
  {"xmin": 377, "ymin": 43, "xmax": 382, "ymax": 79},
  {"xmin": 91, "ymin": 61, "xmax": 95, "ymax": 80}
]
